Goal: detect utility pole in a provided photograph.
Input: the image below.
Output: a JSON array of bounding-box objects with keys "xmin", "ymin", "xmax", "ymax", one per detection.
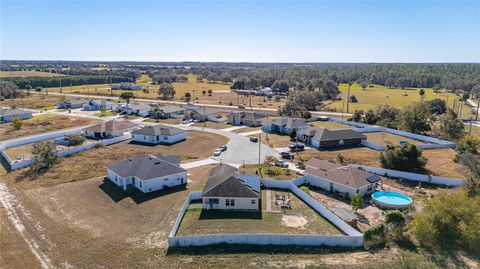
[
  {"xmin": 258, "ymin": 133, "xmax": 261, "ymax": 165},
  {"xmin": 341, "ymin": 99, "xmax": 345, "ymax": 120},
  {"xmin": 346, "ymin": 82, "xmax": 352, "ymax": 113}
]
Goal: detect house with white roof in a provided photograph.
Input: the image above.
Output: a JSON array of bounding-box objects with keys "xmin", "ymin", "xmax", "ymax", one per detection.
[
  {"xmin": 82, "ymin": 99, "xmax": 117, "ymax": 111},
  {"xmin": 107, "ymin": 154, "xmax": 187, "ymax": 193},
  {"xmin": 202, "ymin": 164, "xmax": 261, "ymax": 211},
  {"xmin": 0, "ymin": 108, "xmax": 33, "ymax": 123},
  {"xmin": 120, "ymin": 102, "xmax": 151, "ymax": 117}
]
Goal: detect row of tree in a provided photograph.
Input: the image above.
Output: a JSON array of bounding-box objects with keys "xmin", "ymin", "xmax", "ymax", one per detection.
[{"xmin": 1, "ymin": 75, "xmax": 134, "ymax": 89}]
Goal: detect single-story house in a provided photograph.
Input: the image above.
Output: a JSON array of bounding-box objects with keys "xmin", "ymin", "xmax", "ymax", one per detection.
[
  {"xmin": 297, "ymin": 127, "xmax": 366, "ymax": 148},
  {"xmin": 111, "ymin": 82, "xmax": 143, "ymax": 91},
  {"xmin": 255, "ymin": 87, "xmax": 273, "ymax": 96},
  {"xmin": 57, "ymin": 99, "xmax": 86, "ymax": 109},
  {"xmin": 202, "ymin": 164, "xmax": 261, "ymax": 211},
  {"xmin": 83, "ymin": 120, "xmax": 137, "ymax": 139},
  {"xmin": 148, "ymin": 105, "xmax": 185, "ymax": 119},
  {"xmin": 120, "ymin": 103, "xmax": 151, "ymax": 117},
  {"xmin": 262, "ymin": 117, "xmax": 308, "ymax": 135},
  {"xmin": 131, "ymin": 124, "xmax": 186, "ymax": 144},
  {"xmin": 186, "ymin": 107, "xmax": 227, "ymax": 122},
  {"xmin": 304, "ymin": 158, "xmax": 381, "ymax": 197},
  {"xmin": 82, "ymin": 99, "xmax": 117, "ymax": 111},
  {"xmin": 0, "ymin": 108, "xmax": 33, "ymax": 123},
  {"xmin": 107, "ymin": 154, "xmax": 187, "ymax": 193},
  {"xmin": 228, "ymin": 111, "xmax": 268, "ymax": 127}
]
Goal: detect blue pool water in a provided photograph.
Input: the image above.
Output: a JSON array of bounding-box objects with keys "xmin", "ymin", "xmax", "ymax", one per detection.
[{"xmin": 372, "ymin": 191, "xmax": 412, "ymax": 206}]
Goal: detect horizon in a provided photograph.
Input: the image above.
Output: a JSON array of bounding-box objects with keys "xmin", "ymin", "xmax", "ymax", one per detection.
[{"xmin": 1, "ymin": 0, "xmax": 479, "ymax": 63}]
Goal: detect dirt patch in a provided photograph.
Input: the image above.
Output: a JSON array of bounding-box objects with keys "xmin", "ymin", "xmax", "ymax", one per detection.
[{"xmin": 281, "ymin": 215, "xmax": 308, "ymax": 229}]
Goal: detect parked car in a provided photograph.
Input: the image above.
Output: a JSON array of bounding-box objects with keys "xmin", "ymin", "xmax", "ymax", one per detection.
[
  {"xmin": 250, "ymin": 137, "xmax": 259, "ymax": 142},
  {"xmin": 281, "ymin": 151, "xmax": 294, "ymax": 159},
  {"xmin": 289, "ymin": 144, "xmax": 305, "ymax": 152},
  {"xmin": 213, "ymin": 150, "xmax": 222, "ymax": 156},
  {"xmin": 238, "ymin": 105, "xmax": 245, "ymax": 109},
  {"xmin": 275, "ymin": 160, "xmax": 289, "ymax": 168},
  {"xmin": 219, "ymin": 145, "xmax": 227, "ymax": 151}
]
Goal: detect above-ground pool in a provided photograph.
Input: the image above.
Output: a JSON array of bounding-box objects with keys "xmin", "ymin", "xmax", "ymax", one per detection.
[{"xmin": 372, "ymin": 191, "xmax": 412, "ymax": 210}]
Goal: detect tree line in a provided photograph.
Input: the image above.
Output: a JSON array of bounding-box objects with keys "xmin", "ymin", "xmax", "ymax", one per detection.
[{"xmin": 1, "ymin": 75, "xmax": 134, "ymax": 89}]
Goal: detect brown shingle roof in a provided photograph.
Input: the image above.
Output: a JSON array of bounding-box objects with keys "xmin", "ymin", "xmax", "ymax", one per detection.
[
  {"xmin": 83, "ymin": 120, "xmax": 137, "ymax": 133},
  {"xmin": 305, "ymin": 158, "xmax": 380, "ymax": 188}
]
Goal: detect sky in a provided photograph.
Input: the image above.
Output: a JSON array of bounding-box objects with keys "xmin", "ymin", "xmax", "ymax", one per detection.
[{"xmin": 1, "ymin": 0, "xmax": 479, "ymax": 63}]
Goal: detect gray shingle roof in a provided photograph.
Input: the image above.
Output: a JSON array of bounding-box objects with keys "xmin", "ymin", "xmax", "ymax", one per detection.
[
  {"xmin": 268, "ymin": 117, "xmax": 307, "ymax": 129},
  {"xmin": 132, "ymin": 124, "xmax": 185, "ymax": 136},
  {"xmin": 305, "ymin": 158, "xmax": 380, "ymax": 188},
  {"xmin": 83, "ymin": 120, "xmax": 137, "ymax": 133},
  {"xmin": 189, "ymin": 107, "xmax": 223, "ymax": 117},
  {"xmin": 154, "ymin": 105, "xmax": 185, "ymax": 114},
  {"xmin": 202, "ymin": 164, "xmax": 260, "ymax": 198},
  {"xmin": 298, "ymin": 127, "xmax": 366, "ymax": 142},
  {"xmin": 0, "ymin": 108, "xmax": 32, "ymax": 116},
  {"xmin": 108, "ymin": 154, "xmax": 186, "ymax": 180}
]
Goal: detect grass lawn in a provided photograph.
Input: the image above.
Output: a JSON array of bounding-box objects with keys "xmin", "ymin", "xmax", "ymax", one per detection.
[
  {"xmin": 364, "ymin": 132, "xmax": 427, "ymax": 146},
  {"xmin": 0, "ymin": 94, "xmax": 66, "ymax": 110},
  {"xmin": 0, "ymin": 114, "xmax": 100, "ymax": 141},
  {"xmin": 308, "ymin": 121, "xmax": 355, "ymax": 129},
  {"xmin": 0, "ymin": 70, "xmax": 65, "ymax": 77},
  {"xmin": 4, "ymin": 131, "xmax": 228, "ymax": 188},
  {"xmin": 94, "ymin": 110, "xmax": 117, "ymax": 117},
  {"xmin": 240, "ymin": 164, "xmax": 301, "ymax": 181},
  {"xmin": 176, "ymin": 189, "xmax": 342, "ymax": 236},
  {"xmin": 192, "ymin": 121, "xmax": 232, "ymax": 130},
  {"xmin": 249, "ymin": 132, "xmax": 296, "ymax": 148},
  {"xmin": 325, "ymin": 83, "xmax": 455, "ymax": 112}
]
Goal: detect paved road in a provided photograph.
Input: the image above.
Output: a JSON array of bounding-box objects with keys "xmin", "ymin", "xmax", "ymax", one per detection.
[
  {"xmin": 180, "ymin": 158, "xmax": 219, "ymax": 169},
  {"xmin": 29, "ymin": 91, "xmax": 351, "ymax": 117}
]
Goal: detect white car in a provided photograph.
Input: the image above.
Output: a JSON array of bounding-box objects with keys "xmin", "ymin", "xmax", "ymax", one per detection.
[{"xmin": 213, "ymin": 150, "xmax": 222, "ymax": 156}]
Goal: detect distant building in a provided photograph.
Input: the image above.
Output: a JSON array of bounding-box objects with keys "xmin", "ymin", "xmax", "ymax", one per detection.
[
  {"xmin": 131, "ymin": 124, "xmax": 186, "ymax": 145},
  {"xmin": 202, "ymin": 164, "xmax": 261, "ymax": 211},
  {"xmin": 228, "ymin": 111, "xmax": 268, "ymax": 127},
  {"xmin": 111, "ymin": 82, "xmax": 143, "ymax": 91},
  {"xmin": 119, "ymin": 102, "xmax": 151, "ymax": 117},
  {"xmin": 148, "ymin": 105, "xmax": 186, "ymax": 119},
  {"xmin": 262, "ymin": 117, "xmax": 308, "ymax": 135},
  {"xmin": 57, "ymin": 99, "xmax": 86, "ymax": 109},
  {"xmin": 304, "ymin": 158, "xmax": 380, "ymax": 197},
  {"xmin": 83, "ymin": 120, "xmax": 137, "ymax": 139},
  {"xmin": 186, "ymin": 107, "xmax": 226, "ymax": 122},
  {"xmin": 0, "ymin": 108, "xmax": 33, "ymax": 123},
  {"xmin": 107, "ymin": 154, "xmax": 187, "ymax": 193},
  {"xmin": 82, "ymin": 99, "xmax": 117, "ymax": 111},
  {"xmin": 297, "ymin": 127, "xmax": 366, "ymax": 149}
]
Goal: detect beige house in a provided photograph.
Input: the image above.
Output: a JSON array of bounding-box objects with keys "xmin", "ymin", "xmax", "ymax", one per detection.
[
  {"xmin": 202, "ymin": 164, "xmax": 261, "ymax": 211},
  {"xmin": 83, "ymin": 120, "xmax": 137, "ymax": 139},
  {"xmin": 228, "ymin": 111, "xmax": 268, "ymax": 127}
]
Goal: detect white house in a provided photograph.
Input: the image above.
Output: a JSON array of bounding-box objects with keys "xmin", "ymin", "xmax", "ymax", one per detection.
[
  {"xmin": 228, "ymin": 111, "xmax": 268, "ymax": 127},
  {"xmin": 131, "ymin": 124, "xmax": 186, "ymax": 145},
  {"xmin": 304, "ymin": 158, "xmax": 381, "ymax": 197},
  {"xmin": 107, "ymin": 154, "xmax": 187, "ymax": 193},
  {"xmin": 202, "ymin": 164, "xmax": 261, "ymax": 211},
  {"xmin": 57, "ymin": 99, "xmax": 86, "ymax": 109},
  {"xmin": 120, "ymin": 103, "xmax": 151, "ymax": 117},
  {"xmin": 0, "ymin": 109, "xmax": 33, "ymax": 123},
  {"xmin": 82, "ymin": 99, "xmax": 117, "ymax": 111},
  {"xmin": 148, "ymin": 105, "xmax": 186, "ymax": 119},
  {"xmin": 83, "ymin": 120, "xmax": 137, "ymax": 139},
  {"xmin": 186, "ymin": 107, "xmax": 227, "ymax": 122}
]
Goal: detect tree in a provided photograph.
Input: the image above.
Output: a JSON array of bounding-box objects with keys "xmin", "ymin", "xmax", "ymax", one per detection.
[
  {"xmin": 375, "ymin": 106, "xmax": 400, "ymax": 129},
  {"xmin": 207, "ymin": 89, "xmax": 213, "ymax": 96},
  {"xmin": 435, "ymin": 109, "xmax": 464, "ymax": 140},
  {"xmin": 335, "ymin": 153, "xmax": 345, "ymax": 165},
  {"xmin": 380, "ymin": 144, "xmax": 426, "ymax": 172},
  {"xmin": 184, "ymin": 92, "xmax": 191, "ymax": 102},
  {"xmin": 11, "ymin": 116, "xmax": 23, "ymax": 130},
  {"xmin": 271, "ymin": 80, "xmax": 290, "ymax": 92},
  {"xmin": 302, "ymin": 111, "xmax": 312, "ymax": 120},
  {"xmin": 350, "ymin": 194, "xmax": 362, "ymax": 212},
  {"xmin": 458, "ymin": 152, "xmax": 480, "ymax": 197},
  {"xmin": 360, "ymin": 81, "xmax": 369, "ymax": 90},
  {"xmin": 65, "ymin": 134, "xmax": 85, "ymax": 147},
  {"xmin": 427, "ymin": 98, "xmax": 446, "ymax": 114},
  {"xmin": 352, "ymin": 110, "xmax": 363, "ymax": 122},
  {"xmin": 364, "ymin": 109, "xmax": 377, "ymax": 124},
  {"xmin": 31, "ymin": 140, "xmax": 59, "ymax": 172},
  {"xmin": 264, "ymin": 155, "xmax": 277, "ymax": 168},
  {"xmin": 158, "ymin": 83, "xmax": 175, "ymax": 100},
  {"xmin": 398, "ymin": 102, "xmax": 432, "ymax": 134},
  {"xmin": 0, "ymin": 81, "xmax": 20, "ymax": 99},
  {"xmin": 411, "ymin": 190, "xmax": 480, "ymax": 252},
  {"xmin": 349, "ymin": 95, "xmax": 358, "ymax": 103},
  {"xmin": 119, "ymin": 92, "xmax": 135, "ymax": 105},
  {"xmin": 202, "ymin": 89, "xmax": 206, "ymax": 95},
  {"xmin": 455, "ymin": 135, "xmax": 480, "ymax": 162},
  {"xmin": 419, "ymin": 88, "xmax": 425, "ymax": 101}
]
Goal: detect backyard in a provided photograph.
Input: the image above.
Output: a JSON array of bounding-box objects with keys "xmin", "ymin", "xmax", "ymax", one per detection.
[
  {"xmin": 0, "ymin": 114, "xmax": 100, "ymax": 141},
  {"xmin": 364, "ymin": 132, "xmax": 428, "ymax": 146},
  {"xmin": 176, "ymin": 189, "xmax": 342, "ymax": 236},
  {"xmin": 308, "ymin": 121, "xmax": 355, "ymax": 129}
]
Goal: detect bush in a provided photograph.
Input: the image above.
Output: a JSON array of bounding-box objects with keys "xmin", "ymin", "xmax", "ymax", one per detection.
[
  {"xmin": 377, "ymin": 250, "xmax": 439, "ymax": 269},
  {"xmin": 364, "ymin": 224, "xmax": 385, "ymax": 248},
  {"xmin": 350, "ymin": 193, "xmax": 362, "ymax": 212},
  {"xmin": 65, "ymin": 134, "xmax": 85, "ymax": 147},
  {"xmin": 11, "ymin": 116, "xmax": 23, "ymax": 130},
  {"xmin": 380, "ymin": 143, "xmax": 426, "ymax": 172},
  {"xmin": 300, "ymin": 185, "xmax": 310, "ymax": 195}
]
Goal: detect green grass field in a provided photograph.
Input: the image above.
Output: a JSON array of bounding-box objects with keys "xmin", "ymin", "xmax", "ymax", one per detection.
[{"xmin": 326, "ymin": 83, "xmax": 458, "ymax": 112}]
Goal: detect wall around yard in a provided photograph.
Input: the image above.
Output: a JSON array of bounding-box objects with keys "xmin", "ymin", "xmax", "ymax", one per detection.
[
  {"xmin": 350, "ymin": 164, "xmax": 464, "ymax": 187},
  {"xmin": 168, "ymin": 179, "xmax": 364, "ymax": 248}
]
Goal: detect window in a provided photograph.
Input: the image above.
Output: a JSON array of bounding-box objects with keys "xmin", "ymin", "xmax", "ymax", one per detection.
[
  {"xmin": 225, "ymin": 199, "xmax": 230, "ymax": 206},
  {"xmin": 356, "ymin": 189, "xmax": 359, "ymax": 193},
  {"xmin": 115, "ymin": 175, "xmax": 117, "ymax": 182},
  {"xmin": 144, "ymin": 135, "xmax": 146, "ymax": 139},
  {"xmin": 251, "ymin": 200, "xmax": 256, "ymax": 204},
  {"xmin": 230, "ymin": 199, "xmax": 235, "ymax": 206},
  {"xmin": 164, "ymin": 178, "xmax": 169, "ymax": 181},
  {"xmin": 164, "ymin": 136, "xmax": 168, "ymax": 140}
]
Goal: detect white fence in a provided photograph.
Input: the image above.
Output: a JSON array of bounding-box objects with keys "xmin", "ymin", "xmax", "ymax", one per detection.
[
  {"xmin": 360, "ymin": 140, "xmax": 386, "ymax": 151},
  {"xmin": 168, "ymin": 179, "xmax": 364, "ymax": 248},
  {"xmin": 0, "ymin": 127, "xmax": 84, "ymax": 148},
  {"xmin": 350, "ymin": 164, "xmax": 464, "ymax": 187},
  {"xmin": 1, "ymin": 133, "xmax": 131, "ymax": 171}
]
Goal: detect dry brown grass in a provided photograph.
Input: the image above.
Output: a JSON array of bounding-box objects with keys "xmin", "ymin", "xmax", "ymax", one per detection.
[
  {"xmin": 365, "ymin": 132, "xmax": 426, "ymax": 146},
  {"xmin": 0, "ymin": 114, "xmax": 100, "ymax": 141},
  {"xmin": 249, "ymin": 133, "xmax": 294, "ymax": 148},
  {"xmin": 0, "ymin": 94, "xmax": 66, "ymax": 110},
  {"xmin": 191, "ymin": 121, "xmax": 232, "ymax": 129},
  {"xmin": 4, "ymin": 131, "xmax": 227, "ymax": 189},
  {"xmin": 422, "ymin": 149, "xmax": 464, "ymax": 178}
]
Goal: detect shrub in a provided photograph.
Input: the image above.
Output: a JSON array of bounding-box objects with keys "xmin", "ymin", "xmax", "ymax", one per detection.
[
  {"xmin": 350, "ymin": 193, "xmax": 362, "ymax": 212},
  {"xmin": 377, "ymin": 250, "xmax": 439, "ymax": 269},
  {"xmin": 379, "ymin": 143, "xmax": 426, "ymax": 172},
  {"xmin": 300, "ymin": 185, "xmax": 310, "ymax": 195},
  {"xmin": 65, "ymin": 134, "xmax": 85, "ymax": 147},
  {"xmin": 11, "ymin": 116, "xmax": 23, "ymax": 130}
]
